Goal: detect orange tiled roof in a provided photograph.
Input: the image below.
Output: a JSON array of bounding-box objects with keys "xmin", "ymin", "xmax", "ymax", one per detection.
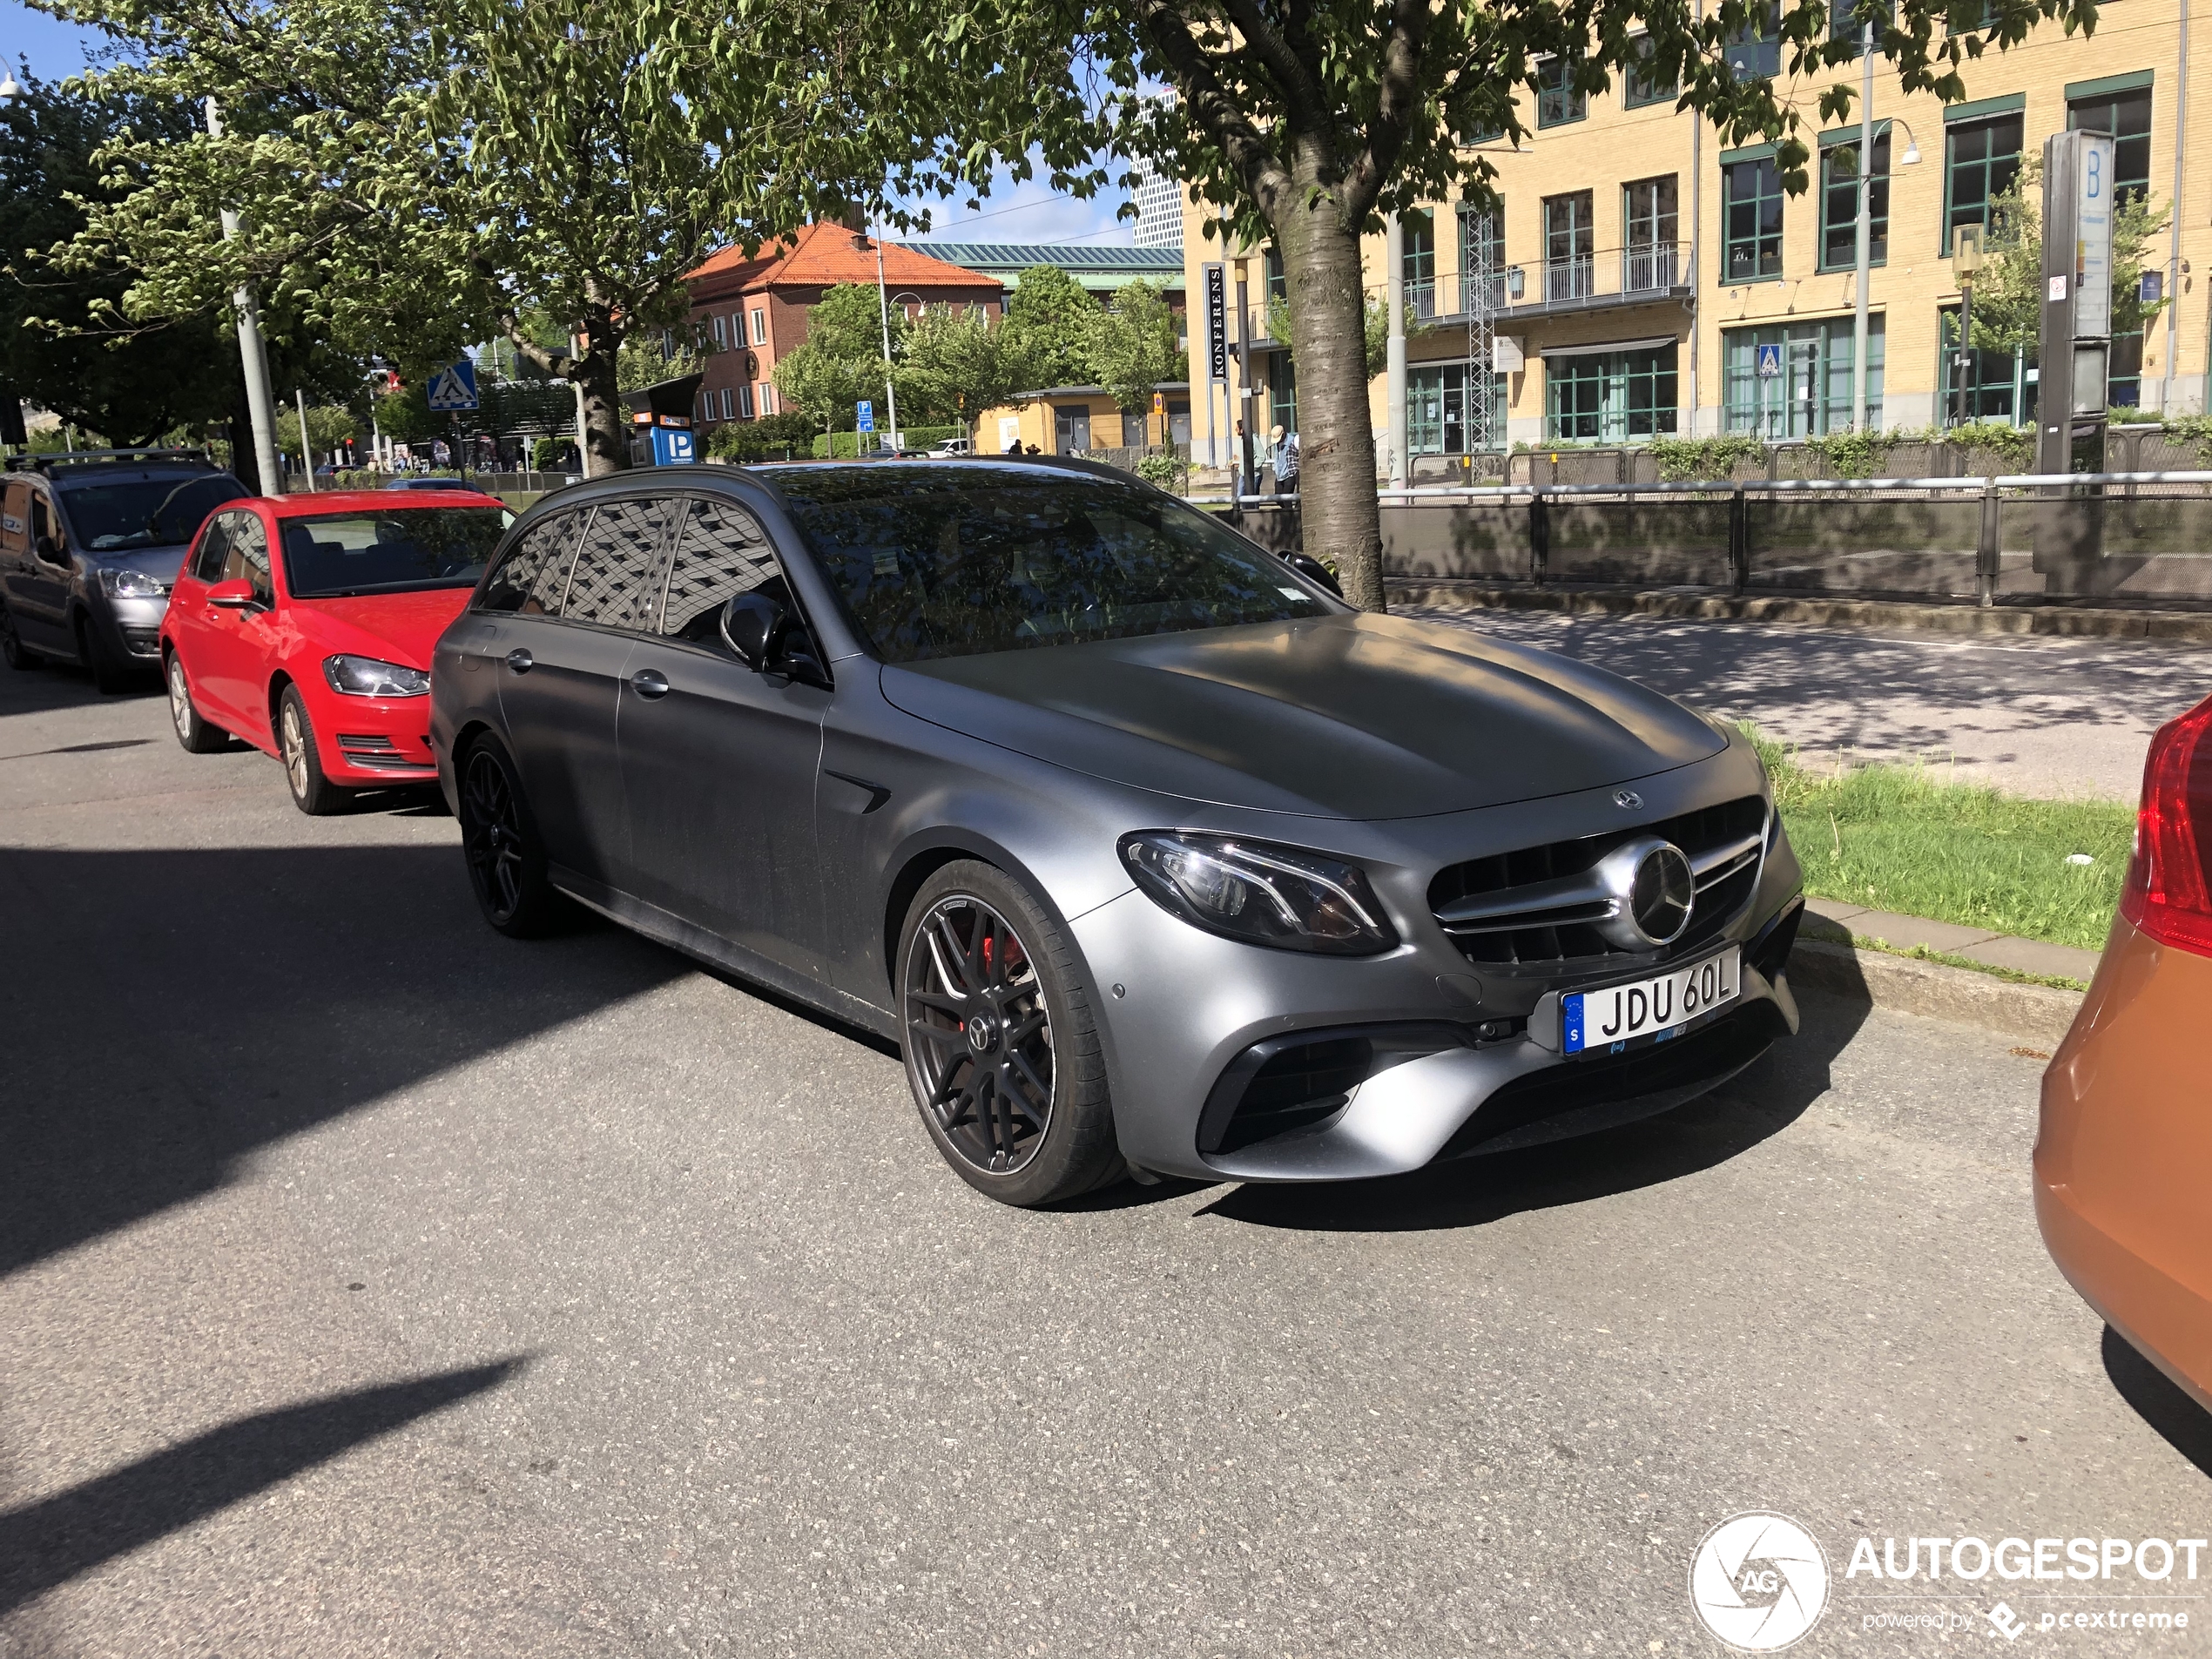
[{"xmin": 685, "ymin": 222, "xmax": 1000, "ymax": 294}]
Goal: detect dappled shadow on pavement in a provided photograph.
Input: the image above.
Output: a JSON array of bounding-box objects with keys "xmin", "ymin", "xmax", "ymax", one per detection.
[
  {"xmin": 1399, "ymin": 605, "xmax": 2206, "ymax": 797},
  {"xmin": 0, "ymin": 844, "xmax": 683, "ymax": 1279},
  {"xmin": 0, "ymin": 1359, "xmax": 523, "ymax": 1615},
  {"xmin": 2102, "ymin": 1326, "xmax": 2212, "ymax": 1482},
  {"xmin": 1197, "ymin": 984, "xmax": 1865, "ymax": 1233}
]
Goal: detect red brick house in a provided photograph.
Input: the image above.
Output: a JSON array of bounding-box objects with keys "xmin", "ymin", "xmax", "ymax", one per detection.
[{"xmin": 684, "ymin": 222, "xmax": 1002, "ymax": 429}]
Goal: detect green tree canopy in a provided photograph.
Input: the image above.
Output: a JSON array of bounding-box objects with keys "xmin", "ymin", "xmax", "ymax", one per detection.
[
  {"xmin": 1970, "ymin": 158, "xmax": 2170, "ymax": 359},
  {"xmin": 1086, "ymin": 279, "xmax": 1180, "ymax": 424},
  {"xmin": 900, "ymin": 304, "xmax": 1031, "ymax": 440},
  {"xmin": 1001, "ymin": 264, "xmax": 1096, "ymax": 388}
]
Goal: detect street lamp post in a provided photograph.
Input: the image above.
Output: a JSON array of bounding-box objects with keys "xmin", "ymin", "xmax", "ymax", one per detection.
[
  {"xmin": 204, "ymin": 98, "xmax": 284, "ymax": 496},
  {"xmin": 1850, "ymin": 19, "xmax": 1919, "ymax": 433},
  {"xmin": 871, "ymin": 221, "xmax": 900, "ymax": 453}
]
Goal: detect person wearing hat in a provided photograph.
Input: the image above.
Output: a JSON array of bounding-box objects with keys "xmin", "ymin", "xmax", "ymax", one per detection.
[{"xmin": 1270, "ymin": 423, "xmax": 1299, "ymax": 497}]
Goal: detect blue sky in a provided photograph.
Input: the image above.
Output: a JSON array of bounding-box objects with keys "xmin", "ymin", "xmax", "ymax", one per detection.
[{"xmin": 1, "ymin": 3, "xmax": 1134, "ymax": 246}]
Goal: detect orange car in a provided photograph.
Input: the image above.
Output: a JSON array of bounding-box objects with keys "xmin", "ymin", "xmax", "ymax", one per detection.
[{"xmin": 2036, "ymin": 691, "xmax": 2212, "ymax": 1412}]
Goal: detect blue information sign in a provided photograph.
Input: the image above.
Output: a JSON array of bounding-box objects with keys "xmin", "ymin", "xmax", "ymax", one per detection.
[{"xmin": 856, "ymin": 401, "xmax": 874, "ymax": 433}]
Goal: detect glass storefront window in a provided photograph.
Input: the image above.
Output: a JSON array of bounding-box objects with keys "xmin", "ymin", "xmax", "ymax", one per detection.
[
  {"xmin": 1541, "ymin": 345, "xmax": 1679, "ymax": 442},
  {"xmin": 1406, "ymin": 362, "xmax": 1507, "ymax": 455},
  {"xmin": 1723, "ymin": 317, "xmax": 1883, "ymax": 436},
  {"xmin": 1938, "ymin": 306, "xmax": 2034, "ymax": 425}
]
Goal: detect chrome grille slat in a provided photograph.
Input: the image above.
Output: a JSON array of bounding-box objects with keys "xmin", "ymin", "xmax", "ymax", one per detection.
[{"xmin": 1428, "ymin": 796, "xmax": 1769, "ymax": 969}]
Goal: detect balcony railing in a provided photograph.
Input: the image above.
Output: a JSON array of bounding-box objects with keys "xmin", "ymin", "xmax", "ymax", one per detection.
[{"xmin": 1428, "ymin": 241, "xmax": 1691, "ymax": 320}]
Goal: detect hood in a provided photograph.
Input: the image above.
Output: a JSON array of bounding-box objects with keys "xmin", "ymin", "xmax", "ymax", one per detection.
[
  {"xmin": 287, "ymin": 589, "xmax": 474, "ymax": 667},
  {"xmin": 95, "ymin": 543, "xmax": 192, "ymax": 583},
  {"xmin": 878, "ymin": 613, "xmax": 1727, "ymax": 819}
]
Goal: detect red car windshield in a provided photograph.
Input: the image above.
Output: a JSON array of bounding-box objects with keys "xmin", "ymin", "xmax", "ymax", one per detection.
[{"xmin": 278, "ymin": 507, "xmax": 510, "ymax": 597}]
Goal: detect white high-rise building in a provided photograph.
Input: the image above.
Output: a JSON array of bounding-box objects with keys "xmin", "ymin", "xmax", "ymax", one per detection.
[{"xmin": 1130, "ymin": 159, "xmax": 1183, "ymax": 249}]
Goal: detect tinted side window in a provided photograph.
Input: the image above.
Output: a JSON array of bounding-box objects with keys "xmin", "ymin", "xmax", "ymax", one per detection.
[
  {"xmin": 189, "ymin": 512, "xmax": 234, "ymax": 583},
  {"xmin": 658, "ymin": 499, "xmax": 782, "ymax": 644},
  {"xmin": 480, "ymin": 509, "xmax": 590, "ymax": 615},
  {"xmin": 563, "ymin": 497, "xmax": 677, "ymax": 631},
  {"xmin": 219, "ymin": 513, "xmax": 273, "ymax": 604}
]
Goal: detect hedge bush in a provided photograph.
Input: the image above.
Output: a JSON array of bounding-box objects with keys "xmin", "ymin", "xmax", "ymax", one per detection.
[{"xmin": 809, "ymin": 424, "xmax": 964, "ymax": 458}]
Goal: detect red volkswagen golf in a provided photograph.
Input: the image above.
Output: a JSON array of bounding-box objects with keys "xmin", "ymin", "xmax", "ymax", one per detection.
[{"xmin": 162, "ymin": 489, "xmax": 511, "ymax": 813}]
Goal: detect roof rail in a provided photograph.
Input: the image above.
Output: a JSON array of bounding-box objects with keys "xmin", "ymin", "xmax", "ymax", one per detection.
[{"xmin": 6, "ymin": 447, "xmax": 214, "ymax": 475}]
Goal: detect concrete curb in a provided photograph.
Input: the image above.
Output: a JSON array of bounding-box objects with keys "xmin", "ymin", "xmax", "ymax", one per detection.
[
  {"xmin": 1788, "ymin": 940, "xmax": 2085, "ymax": 1047},
  {"xmin": 1386, "ymin": 580, "xmax": 2212, "ymax": 644}
]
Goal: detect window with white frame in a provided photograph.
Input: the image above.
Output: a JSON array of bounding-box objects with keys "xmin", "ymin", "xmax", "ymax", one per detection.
[
  {"xmin": 750, "ymin": 308, "xmax": 767, "ymax": 346},
  {"xmin": 711, "ymin": 314, "xmax": 728, "ymax": 348}
]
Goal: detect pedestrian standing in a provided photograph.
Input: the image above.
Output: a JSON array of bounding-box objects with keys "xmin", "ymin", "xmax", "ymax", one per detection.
[{"xmin": 1271, "ymin": 424, "xmax": 1299, "ymax": 496}]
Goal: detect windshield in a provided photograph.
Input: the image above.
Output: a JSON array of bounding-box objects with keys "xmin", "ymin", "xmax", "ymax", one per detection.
[
  {"xmin": 767, "ymin": 465, "xmax": 1336, "ymax": 663},
  {"xmin": 58, "ymin": 474, "xmax": 248, "ymax": 551},
  {"xmin": 277, "ymin": 507, "xmax": 512, "ymax": 597}
]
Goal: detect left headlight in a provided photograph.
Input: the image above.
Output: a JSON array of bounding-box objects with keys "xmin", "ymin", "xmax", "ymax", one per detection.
[
  {"xmin": 98, "ymin": 567, "xmax": 166, "ymax": 598},
  {"xmin": 323, "ymin": 654, "xmax": 430, "ymax": 698},
  {"xmin": 1118, "ymin": 831, "xmax": 1399, "ymax": 956}
]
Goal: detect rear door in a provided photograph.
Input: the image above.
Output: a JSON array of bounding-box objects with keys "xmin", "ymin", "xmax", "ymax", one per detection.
[
  {"xmin": 191, "ymin": 510, "xmax": 280, "ymax": 739},
  {"xmin": 16, "ymin": 488, "xmax": 75, "ymax": 651},
  {"xmin": 489, "ymin": 496, "xmax": 676, "ymax": 891},
  {"xmin": 617, "ymin": 495, "xmax": 830, "ymax": 974}
]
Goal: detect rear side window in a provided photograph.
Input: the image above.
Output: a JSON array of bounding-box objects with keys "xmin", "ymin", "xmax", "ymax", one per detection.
[
  {"xmin": 0, "ymin": 482, "xmax": 28, "ymax": 555},
  {"xmin": 563, "ymin": 497, "xmax": 677, "ymax": 631},
  {"xmin": 658, "ymin": 499, "xmax": 781, "ymax": 644},
  {"xmin": 479, "ymin": 509, "xmax": 589, "ymax": 615}
]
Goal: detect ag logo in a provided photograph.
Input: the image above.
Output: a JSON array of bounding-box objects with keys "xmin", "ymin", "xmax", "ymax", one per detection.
[{"xmin": 1689, "ymin": 1512, "xmax": 1830, "ymax": 1651}]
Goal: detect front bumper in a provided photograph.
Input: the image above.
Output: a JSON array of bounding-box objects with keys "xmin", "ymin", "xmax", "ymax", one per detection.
[
  {"xmin": 311, "ymin": 695, "xmax": 441, "ymax": 784},
  {"xmin": 1070, "ymin": 847, "xmax": 1804, "ymax": 1184},
  {"xmin": 98, "ymin": 592, "xmax": 170, "ymax": 659}
]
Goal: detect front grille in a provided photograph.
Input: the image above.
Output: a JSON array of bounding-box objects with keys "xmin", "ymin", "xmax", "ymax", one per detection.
[
  {"xmin": 122, "ymin": 625, "xmax": 161, "ymax": 657},
  {"xmin": 1429, "ymin": 795, "xmax": 1768, "ymax": 969}
]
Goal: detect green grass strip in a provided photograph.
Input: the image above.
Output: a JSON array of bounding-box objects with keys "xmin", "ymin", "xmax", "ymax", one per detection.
[{"xmin": 1743, "ymin": 725, "xmax": 2134, "ymax": 953}]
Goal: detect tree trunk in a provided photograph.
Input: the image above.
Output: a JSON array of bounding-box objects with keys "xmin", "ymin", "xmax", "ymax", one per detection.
[
  {"xmin": 576, "ymin": 347, "xmax": 631, "ymax": 476},
  {"xmin": 1276, "ymin": 192, "xmax": 1386, "ymax": 611}
]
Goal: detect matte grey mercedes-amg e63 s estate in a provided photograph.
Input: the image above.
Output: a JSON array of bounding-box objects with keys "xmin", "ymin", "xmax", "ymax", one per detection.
[{"xmin": 431, "ymin": 459, "xmax": 1804, "ymax": 1206}]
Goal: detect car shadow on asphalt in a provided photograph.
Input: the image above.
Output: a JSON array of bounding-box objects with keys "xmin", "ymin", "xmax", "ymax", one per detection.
[
  {"xmin": 0, "ymin": 844, "xmax": 685, "ymax": 1280},
  {"xmin": 0, "ymin": 1359, "xmax": 523, "ymax": 1616},
  {"xmin": 1183, "ymin": 985, "xmax": 1866, "ymax": 1233},
  {"xmin": 2101, "ymin": 1326, "xmax": 2212, "ymax": 1481}
]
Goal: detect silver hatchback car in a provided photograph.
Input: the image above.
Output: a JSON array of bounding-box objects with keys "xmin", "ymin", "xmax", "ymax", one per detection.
[
  {"xmin": 431, "ymin": 460, "xmax": 1804, "ymax": 1206},
  {"xmin": 0, "ymin": 450, "xmax": 248, "ymax": 691}
]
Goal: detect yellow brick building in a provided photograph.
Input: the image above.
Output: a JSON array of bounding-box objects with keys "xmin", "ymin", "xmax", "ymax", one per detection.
[{"xmin": 1180, "ymin": 0, "xmax": 2209, "ymax": 471}]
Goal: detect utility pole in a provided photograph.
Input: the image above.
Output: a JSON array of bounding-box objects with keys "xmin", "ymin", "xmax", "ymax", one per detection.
[
  {"xmin": 1851, "ymin": 14, "xmax": 1874, "ymax": 432},
  {"xmin": 205, "ymin": 98, "xmax": 282, "ymax": 495},
  {"xmin": 295, "ymin": 388, "xmax": 318, "ymax": 490},
  {"xmin": 872, "ymin": 221, "xmax": 900, "ymax": 451},
  {"xmin": 1386, "ymin": 213, "xmax": 1406, "ymax": 489}
]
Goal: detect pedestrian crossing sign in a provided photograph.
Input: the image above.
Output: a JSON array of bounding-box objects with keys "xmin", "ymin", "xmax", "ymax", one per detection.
[
  {"xmin": 428, "ymin": 359, "xmax": 480, "ymax": 411},
  {"xmin": 1756, "ymin": 344, "xmax": 1784, "ymax": 379}
]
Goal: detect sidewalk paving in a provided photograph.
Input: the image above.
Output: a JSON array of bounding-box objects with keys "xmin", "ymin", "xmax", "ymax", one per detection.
[{"xmin": 1800, "ymin": 894, "xmax": 2101, "ymax": 985}]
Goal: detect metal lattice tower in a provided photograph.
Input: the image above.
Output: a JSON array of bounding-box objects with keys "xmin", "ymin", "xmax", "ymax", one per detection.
[{"xmin": 1466, "ymin": 210, "xmax": 1500, "ymax": 459}]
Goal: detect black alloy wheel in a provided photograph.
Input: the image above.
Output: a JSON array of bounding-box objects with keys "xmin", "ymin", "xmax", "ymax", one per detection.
[
  {"xmin": 898, "ymin": 860, "xmax": 1124, "ymax": 1205},
  {"xmin": 905, "ymin": 893, "xmax": 1057, "ymax": 1176},
  {"xmin": 458, "ymin": 739, "xmax": 563, "ymax": 937}
]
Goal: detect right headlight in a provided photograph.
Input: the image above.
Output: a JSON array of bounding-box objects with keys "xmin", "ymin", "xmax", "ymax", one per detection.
[{"xmin": 1118, "ymin": 831, "xmax": 1399, "ymax": 956}]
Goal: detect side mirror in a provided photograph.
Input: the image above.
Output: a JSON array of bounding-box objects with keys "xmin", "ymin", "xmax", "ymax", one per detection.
[
  {"xmin": 34, "ymin": 534, "xmax": 67, "ymax": 567},
  {"xmin": 719, "ymin": 590, "xmax": 788, "ymax": 671},
  {"xmin": 206, "ymin": 578, "xmax": 259, "ymax": 610},
  {"xmin": 1282, "ymin": 550, "xmax": 1343, "ymax": 597}
]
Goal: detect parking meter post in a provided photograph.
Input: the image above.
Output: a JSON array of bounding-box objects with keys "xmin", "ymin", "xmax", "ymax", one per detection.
[
  {"xmin": 1529, "ymin": 489, "xmax": 1549, "ymax": 587},
  {"xmin": 1730, "ymin": 486, "xmax": 1749, "ymax": 594},
  {"xmin": 1978, "ymin": 478, "xmax": 2000, "ymax": 607}
]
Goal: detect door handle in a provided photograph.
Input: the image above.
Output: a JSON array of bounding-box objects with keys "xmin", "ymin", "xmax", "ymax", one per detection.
[
  {"xmin": 505, "ymin": 649, "xmax": 533, "ymax": 674},
  {"xmin": 630, "ymin": 668, "xmax": 671, "ymax": 699}
]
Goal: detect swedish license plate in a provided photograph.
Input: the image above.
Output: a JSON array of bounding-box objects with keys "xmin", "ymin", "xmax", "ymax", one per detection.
[{"xmin": 1562, "ymin": 948, "xmax": 1740, "ymax": 1056}]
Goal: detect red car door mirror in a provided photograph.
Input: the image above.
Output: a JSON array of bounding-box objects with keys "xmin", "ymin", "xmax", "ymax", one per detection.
[{"xmin": 206, "ymin": 578, "xmax": 259, "ymax": 610}]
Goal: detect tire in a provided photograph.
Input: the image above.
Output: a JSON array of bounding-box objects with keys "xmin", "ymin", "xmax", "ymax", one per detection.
[
  {"xmin": 0, "ymin": 603, "xmax": 39, "ymax": 671},
  {"xmin": 277, "ymin": 684, "xmax": 347, "ymax": 816},
  {"xmin": 77, "ymin": 614, "xmax": 135, "ymax": 695},
  {"xmin": 455, "ymin": 735, "xmax": 568, "ymax": 937},
  {"xmin": 165, "ymin": 651, "xmax": 229, "ymax": 753},
  {"xmin": 898, "ymin": 860, "xmax": 1124, "ymax": 1206}
]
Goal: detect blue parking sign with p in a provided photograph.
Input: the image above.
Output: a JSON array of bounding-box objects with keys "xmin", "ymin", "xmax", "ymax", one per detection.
[{"xmin": 857, "ymin": 401, "xmax": 874, "ymax": 433}]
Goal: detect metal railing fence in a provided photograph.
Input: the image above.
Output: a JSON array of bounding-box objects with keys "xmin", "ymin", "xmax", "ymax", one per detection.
[{"xmin": 1377, "ymin": 472, "xmax": 2212, "ymax": 608}]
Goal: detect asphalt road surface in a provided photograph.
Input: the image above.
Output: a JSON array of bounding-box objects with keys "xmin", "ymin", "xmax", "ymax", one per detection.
[
  {"xmin": 3, "ymin": 654, "xmax": 2208, "ymax": 1659},
  {"xmin": 1402, "ymin": 605, "xmax": 2212, "ymax": 802}
]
